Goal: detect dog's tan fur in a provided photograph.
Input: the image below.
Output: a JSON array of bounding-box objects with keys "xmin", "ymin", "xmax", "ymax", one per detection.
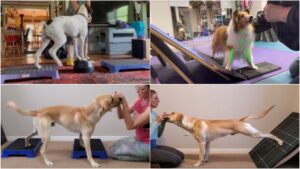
[
  {"xmin": 211, "ymin": 9, "xmax": 257, "ymax": 71},
  {"xmin": 7, "ymin": 95, "xmax": 122, "ymax": 167},
  {"xmin": 165, "ymin": 105, "xmax": 283, "ymax": 167}
]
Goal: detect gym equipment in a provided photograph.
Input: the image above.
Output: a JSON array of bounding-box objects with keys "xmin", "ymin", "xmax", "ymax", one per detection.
[
  {"xmin": 1, "ymin": 126, "xmax": 7, "ymax": 145},
  {"xmin": 249, "ymin": 112, "xmax": 299, "ymax": 168},
  {"xmin": 150, "ymin": 24, "xmax": 282, "ymax": 83},
  {"xmin": 73, "ymin": 60, "xmax": 94, "ymax": 73},
  {"xmin": 101, "ymin": 59, "xmax": 149, "ymax": 73},
  {"xmin": 43, "ymin": 40, "xmax": 67, "ymax": 60},
  {"xmin": 2, "ymin": 138, "xmax": 42, "ymax": 158},
  {"xmin": 99, "ymin": 27, "xmax": 137, "ymax": 56},
  {"xmin": 132, "ymin": 39, "xmax": 147, "ymax": 59},
  {"xmin": 1, "ymin": 64, "xmax": 60, "ymax": 83},
  {"xmin": 72, "ymin": 139, "xmax": 107, "ymax": 159}
]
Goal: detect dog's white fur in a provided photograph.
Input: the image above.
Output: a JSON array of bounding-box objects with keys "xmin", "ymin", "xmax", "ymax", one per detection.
[
  {"xmin": 165, "ymin": 105, "xmax": 283, "ymax": 167},
  {"xmin": 212, "ymin": 10, "xmax": 257, "ymax": 71},
  {"xmin": 7, "ymin": 95, "xmax": 122, "ymax": 167},
  {"xmin": 35, "ymin": 4, "xmax": 90, "ymax": 69}
]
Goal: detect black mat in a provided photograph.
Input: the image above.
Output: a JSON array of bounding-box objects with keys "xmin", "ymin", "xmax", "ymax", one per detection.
[{"xmin": 249, "ymin": 112, "xmax": 299, "ymax": 168}]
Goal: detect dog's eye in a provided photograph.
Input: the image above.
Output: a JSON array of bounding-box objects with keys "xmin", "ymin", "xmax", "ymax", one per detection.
[
  {"xmin": 241, "ymin": 15, "xmax": 244, "ymax": 18},
  {"xmin": 171, "ymin": 112, "xmax": 175, "ymax": 115}
]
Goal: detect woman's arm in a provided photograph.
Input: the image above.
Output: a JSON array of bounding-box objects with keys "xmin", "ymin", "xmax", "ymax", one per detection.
[
  {"xmin": 116, "ymin": 98, "xmax": 137, "ymax": 119},
  {"xmin": 122, "ymin": 99, "xmax": 150, "ymax": 130},
  {"xmin": 70, "ymin": 0, "xmax": 80, "ymax": 11}
]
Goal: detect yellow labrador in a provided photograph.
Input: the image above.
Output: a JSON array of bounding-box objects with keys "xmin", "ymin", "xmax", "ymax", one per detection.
[
  {"xmin": 7, "ymin": 94, "xmax": 122, "ymax": 167},
  {"xmin": 164, "ymin": 105, "xmax": 283, "ymax": 167}
]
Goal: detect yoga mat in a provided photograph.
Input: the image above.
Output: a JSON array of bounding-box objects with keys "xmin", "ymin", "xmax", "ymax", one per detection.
[
  {"xmin": 254, "ymin": 41, "xmax": 298, "ymax": 53},
  {"xmin": 191, "ymin": 44, "xmax": 298, "ymax": 84}
]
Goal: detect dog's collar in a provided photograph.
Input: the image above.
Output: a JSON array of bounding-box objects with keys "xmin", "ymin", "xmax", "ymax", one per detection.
[{"xmin": 78, "ymin": 13, "xmax": 88, "ymax": 21}]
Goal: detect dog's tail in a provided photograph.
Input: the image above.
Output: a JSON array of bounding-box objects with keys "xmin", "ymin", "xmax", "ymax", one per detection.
[
  {"xmin": 7, "ymin": 101, "xmax": 37, "ymax": 117},
  {"xmin": 239, "ymin": 105, "xmax": 275, "ymax": 122}
]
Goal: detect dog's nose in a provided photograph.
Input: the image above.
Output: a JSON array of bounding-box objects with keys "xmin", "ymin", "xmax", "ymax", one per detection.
[{"xmin": 249, "ymin": 16, "xmax": 253, "ymax": 22}]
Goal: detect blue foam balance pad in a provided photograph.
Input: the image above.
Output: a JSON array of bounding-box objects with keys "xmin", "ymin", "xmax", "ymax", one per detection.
[
  {"xmin": 101, "ymin": 59, "xmax": 149, "ymax": 73},
  {"xmin": 72, "ymin": 139, "xmax": 107, "ymax": 159},
  {"xmin": 2, "ymin": 138, "xmax": 42, "ymax": 158},
  {"xmin": 1, "ymin": 64, "xmax": 60, "ymax": 83}
]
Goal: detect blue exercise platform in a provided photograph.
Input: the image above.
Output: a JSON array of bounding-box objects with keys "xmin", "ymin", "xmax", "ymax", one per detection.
[
  {"xmin": 1, "ymin": 64, "xmax": 60, "ymax": 83},
  {"xmin": 2, "ymin": 138, "xmax": 42, "ymax": 158},
  {"xmin": 101, "ymin": 59, "xmax": 149, "ymax": 73},
  {"xmin": 72, "ymin": 139, "xmax": 107, "ymax": 159}
]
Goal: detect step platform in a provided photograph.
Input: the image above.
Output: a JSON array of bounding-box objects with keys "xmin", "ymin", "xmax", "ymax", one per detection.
[
  {"xmin": 72, "ymin": 139, "xmax": 107, "ymax": 159},
  {"xmin": 101, "ymin": 59, "xmax": 149, "ymax": 73},
  {"xmin": 1, "ymin": 64, "xmax": 60, "ymax": 83},
  {"xmin": 2, "ymin": 138, "xmax": 42, "ymax": 158}
]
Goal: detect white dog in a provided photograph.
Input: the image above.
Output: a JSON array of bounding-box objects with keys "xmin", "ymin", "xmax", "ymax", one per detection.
[{"xmin": 35, "ymin": 4, "xmax": 92, "ymax": 69}]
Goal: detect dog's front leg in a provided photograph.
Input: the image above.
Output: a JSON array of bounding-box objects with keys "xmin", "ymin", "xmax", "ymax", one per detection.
[
  {"xmin": 204, "ymin": 142, "xmax": 210, "ymax": 162},
  {"xmin": 224, "ymin": 49, "xmax": 232, "ymax": 71},
  {"xmin": 246, "ymin": 49, "xmax": 258, "ymax": 70},
  {"xmin": 82, "ymin": 131, "xmax": 99, "ymax": 167},
  {"xmin": 78, "ymin": 37, "xmax": 86, "ymax": 60},
  {"xmin": 73, "ymin": 38, "xmax": 82, "ymax": 61},
  {"xmin": 193, "ymin": 136, "xmax": 206, "ymax": 167}
]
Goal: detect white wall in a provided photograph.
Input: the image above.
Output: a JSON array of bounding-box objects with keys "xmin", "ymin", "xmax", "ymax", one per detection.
[
  {"xmin": 151, "ymin": 85, "xmax": 299, "ymax": 151},
  {"xmin": 150, "ymin": 1, "xmax": 174, "ymax": 36},
  {"xmin": 1, "ymin": 85, "xmax": 139, "ymax": 141}
]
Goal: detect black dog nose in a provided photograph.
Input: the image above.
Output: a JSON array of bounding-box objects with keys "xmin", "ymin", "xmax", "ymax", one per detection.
[{"xmin": 249, "ymin": 16, "xmax": 253, "ymax": 22}]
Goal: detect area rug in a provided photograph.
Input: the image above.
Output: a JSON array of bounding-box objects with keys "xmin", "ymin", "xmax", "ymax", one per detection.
[{"xmin": 3, "ymin": 65, "xmax": 149, "ymax": 84}]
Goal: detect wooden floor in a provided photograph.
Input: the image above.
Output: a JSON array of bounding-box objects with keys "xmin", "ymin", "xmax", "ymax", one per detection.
[{"xmin": 1, "ymin": 53, "xmax": 132, "ymax": 67}]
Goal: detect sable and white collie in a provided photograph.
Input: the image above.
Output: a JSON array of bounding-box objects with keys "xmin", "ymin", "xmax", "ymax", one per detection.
[{"xmin": 212, "ymin": 9, "xmax": 258, "ymax": 71}]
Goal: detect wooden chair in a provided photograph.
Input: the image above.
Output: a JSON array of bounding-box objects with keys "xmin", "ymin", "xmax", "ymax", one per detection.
[{"xmin": 2, "ymin": 28, "xmax": 21, "ymax": 57}]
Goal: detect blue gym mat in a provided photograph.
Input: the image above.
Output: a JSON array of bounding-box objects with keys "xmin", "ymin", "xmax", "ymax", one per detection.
[
  {"xmin": 101, "ymin": 59, "xmax": 149, "ymax": 73},
  {"xmin": 256, "ymin": 71, "xmax": 293, "ymax": 84},
  {"xmin": 254, "ymin": 41, "xmax": 298, "ymax": 53}
]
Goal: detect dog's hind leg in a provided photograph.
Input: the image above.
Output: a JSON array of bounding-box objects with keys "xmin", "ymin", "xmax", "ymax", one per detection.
[
  {"xmin": 49, "ymin": 35, "xmax": 66, "ymax": 67},
  {"xmin": 25, "ymin": 130, "xmax": 38, "ymax": 147},
  {"xmin": 35, "ymin": 39, "xmax": 51, "ymax": 69},
  {"xmin": 82, "ymin": 129, "xmax": 99, "ymax": 167},
  {"xmin": 37, "ymin": 117, "xmax": 53, "ymax": 166},
  {"xmin": 237, "ymin": 123, "xmax": 283, "ymax": 146},
  {"xmin": 79, "ymin": 133, "xmax": 85, "ymax": 148}
]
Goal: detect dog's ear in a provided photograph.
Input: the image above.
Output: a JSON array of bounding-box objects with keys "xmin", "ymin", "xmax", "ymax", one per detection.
[
  {"xmin": 233, "ymin": 10, "xmax": 239, "ymax": 33},
  {"xmin": 177, "ymin": 113, "xmax": 183, "ymax": 121},
  {"xmin": 245, "ymin": 9, "xmax": 250, "ymax": 14},
  {"xmin": 98, "ymin": 95, "xmax": 113, "ymax": 112}
]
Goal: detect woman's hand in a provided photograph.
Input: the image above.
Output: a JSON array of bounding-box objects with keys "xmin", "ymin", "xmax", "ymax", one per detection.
[
  {"xmin": 156, "ymin": 113, "xmax": 168, "ymax": 123},
  {"xmin": 264, "ymin": 4, "xmax": 292, "ymax": 23}
]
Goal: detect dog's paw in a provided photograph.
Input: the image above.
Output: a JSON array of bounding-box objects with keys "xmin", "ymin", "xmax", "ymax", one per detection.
[
  {"xmin": 90, "ymin": 161, "xmax": 100, "ymax": 168},
  {"xmin": 278, "ymin": 140, "xmax": 283, "ymax": 146},
  {"xmin": 35, "ymin": 64, "xmax": 42, "ymax": 69},
  {"xmin": 57, "ymin": 62, "xmax": 63, "ymax": 67},
  {"xmin": 251, "ymin": 65, "xmax": 258, "ymax": 70},
  {"xmin": 25, "ymin": 143, "xmax": 31, "ymax": 147},
  {"xmin": 45, "ymin": 160, "xmax": 53, "ymax": 166},
  {"xmin": 225, "ymin": 65, "xmax": 232, "ymax": 71},
  {"xmin": 193, "ymin": 161, "xmax": 202, "ymax": 168}
]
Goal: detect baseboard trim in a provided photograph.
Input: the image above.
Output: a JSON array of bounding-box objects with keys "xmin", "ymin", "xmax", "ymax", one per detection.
[
  {"xmin": 6, "ymin": 136, "xmax": 128, "ymax": 142},
  {"xmin": 178, "ymin": 148, "xmax": 251, "ymax": 154}
]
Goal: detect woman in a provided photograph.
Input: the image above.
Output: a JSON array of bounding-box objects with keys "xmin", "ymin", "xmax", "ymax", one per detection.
[
  {"xmin": 150, "ymin": 89, "xmax": 184, "ymax": 168},
  {"xmin": 110, "ymin": 85, "xmax": 150, "ymax": 161},
  {"xmin": 65, "ymin": 0, "xmax": 91, "ymax": 66}
]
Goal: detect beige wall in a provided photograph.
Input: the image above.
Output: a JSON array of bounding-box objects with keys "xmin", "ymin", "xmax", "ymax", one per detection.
[
  {"xmin": 150, "ymin": 1, "xmax": 174, "ymax": 36},
  {"xmin": 1, "ymin": 85, "xmax": 139, "ymax": 141},
  {"xmin": 151, "ymin": 85, "xmax": 299, "ymax": 150}
]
